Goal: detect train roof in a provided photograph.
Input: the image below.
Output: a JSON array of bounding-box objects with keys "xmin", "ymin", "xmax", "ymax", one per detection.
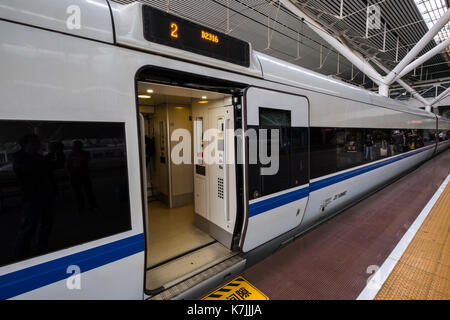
[
  {"xmin": 0, "ymin": 0, "xmax": 437, "ymax": 119},
  {"xmin": 255, "ymin": 51, "xmax": 434, "ymax": 118}
]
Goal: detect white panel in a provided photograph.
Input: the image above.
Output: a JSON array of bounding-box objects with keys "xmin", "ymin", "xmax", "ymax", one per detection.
[
  {"xmin": 194, "ymin": 177, "xmax": 207, "ymax": 218},
  {"xmin": 246, "ymin": 87, "xmax": 309, "ymax": 127},
  {"xmin": 12, "ymin": 253, "xmax": 144, "ymax": 300},
  {"xmin": 207, "ymin": 105, "xmax": 236, "ymax": 234},
  {"xmin": 0, "ymin": 20, "xmax": 144, "ymax": 299},
  {"xmin": 309, "ymin": 98, "xmax": 437, "ymax": 129},
  {"xmin": 0, "ymin": 0, "xmax": 114, "ymax": 43},
  {"xmin": 243, "ymin": 189, "xmax": 309, "ymax": 252}
]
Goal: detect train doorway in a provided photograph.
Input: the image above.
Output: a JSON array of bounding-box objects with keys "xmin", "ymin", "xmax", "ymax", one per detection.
[{"xmin": 137, "ymin": 82, "xmax": 240, "ymax": 292}]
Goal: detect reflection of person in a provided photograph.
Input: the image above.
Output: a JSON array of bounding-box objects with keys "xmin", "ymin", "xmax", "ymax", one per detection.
[
  {"xmin": 45, "ymin": 141, "xmax": 66, "ymax": 195},
  {"xmin": 365, "ymin": 134, "xmax": 374, "ymax": 161},
  {"xmin": 389, "ymin": 132, "xmax": 396, "ymax": 156},
  {"xmin": 402, "ymin": 131, "xmax": 408, "ymax": 152},
  {"xmin": 394, "ymin": 131, "xmax": 403, "ymax": 153},
  {"xmin": 67, "ymin": 140, "xmax": 98, "ymax": 213},
  {"xmin": 13, "ymin": 134, "xmax": 56, "ymax": 260}
]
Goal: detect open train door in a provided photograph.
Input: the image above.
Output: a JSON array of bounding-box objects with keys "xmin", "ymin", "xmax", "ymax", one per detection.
[{"xmin": 240, "ymin": 87, "xmax": 310, "ymax": 252}]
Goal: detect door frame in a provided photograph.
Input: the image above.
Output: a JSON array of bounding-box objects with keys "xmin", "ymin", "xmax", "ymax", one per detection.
[{"xmin": 134, "ymin": 66, "xmax": 248, "ymax": 295}]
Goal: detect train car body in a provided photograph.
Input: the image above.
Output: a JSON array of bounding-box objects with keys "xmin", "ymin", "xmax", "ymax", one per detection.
[{"xmin": 0, "ymin": 0, "xmax": 449, "ymax": 300}]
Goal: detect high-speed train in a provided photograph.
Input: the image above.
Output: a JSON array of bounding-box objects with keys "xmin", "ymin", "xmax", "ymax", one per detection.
[{"xmin": 0, "ymin": 0, "xmax": 449, "ymax": 300}]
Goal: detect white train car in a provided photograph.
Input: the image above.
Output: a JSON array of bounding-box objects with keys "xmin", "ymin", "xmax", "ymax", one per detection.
[{"xmin": 0, "ymin": 0, "xmax": 449, "ymax": 300}]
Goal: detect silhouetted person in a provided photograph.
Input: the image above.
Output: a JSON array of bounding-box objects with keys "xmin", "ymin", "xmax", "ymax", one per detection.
[
  {"xmin": 13, "ymin": 134, "xmax": 55, "ymax": 260},
  {"xmin": 67, "ymin": 140, "xmax": 98, "ymax": 213},
  {"xmin": 145, "ymin": 135, "xmax": 155, "ymax": 167},
  {"xmin": 45, "ymin": 141, "xmax": 66, "ymax": 196}
]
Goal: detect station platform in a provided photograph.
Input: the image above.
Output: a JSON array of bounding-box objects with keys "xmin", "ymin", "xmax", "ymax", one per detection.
[
  {"xmin": 373, "ymin": 175, "xmax": 449, "ymax": 300},
  {"xmin": 202, "ymin": 149, "xmax": 450, "ymax": 300}
]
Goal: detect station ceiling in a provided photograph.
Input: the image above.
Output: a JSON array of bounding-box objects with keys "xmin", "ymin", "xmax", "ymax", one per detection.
[{"xmin": 111, "ymin": 0, "xmax": 450, "ymax": 99}]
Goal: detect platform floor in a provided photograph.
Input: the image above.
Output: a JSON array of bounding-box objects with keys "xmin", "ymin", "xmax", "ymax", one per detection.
[
  {"xmin": 375, "ymin": 177, "xmax": 450, "ymax": 300},
  {"xmin": 237, "ymin": 149, "xmax": 450, "ymax": 299}
]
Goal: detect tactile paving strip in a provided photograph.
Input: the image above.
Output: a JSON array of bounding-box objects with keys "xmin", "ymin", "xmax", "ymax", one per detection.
[{"xmin": 375, "ymin": 182, "xmax": 450, "ymax": 300}]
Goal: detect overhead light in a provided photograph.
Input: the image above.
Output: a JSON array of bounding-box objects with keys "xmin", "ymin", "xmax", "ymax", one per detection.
[
  {"xmin": 138, "ymin": 95, "xmax": 151, "ymax": 99},
  {"xmin": 202, "ymin": 96, "xmax": 207, "ymax": 100},
  {"xmin": 198, "ymin": 100, "xmax": 209, "ymax": 104},
  {"xmin": 147, "ymin": 89, "xmax": 154, "ymax": 94}
]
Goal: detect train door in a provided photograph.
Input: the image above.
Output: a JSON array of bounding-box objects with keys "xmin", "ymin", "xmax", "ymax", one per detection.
[
  {"xmin": 240, "ymin": 87, "xmax": 310, "ymax": 252},
  {"xmin": 193, "ymin": 102, "xmax": 237, "ymax": 248}
]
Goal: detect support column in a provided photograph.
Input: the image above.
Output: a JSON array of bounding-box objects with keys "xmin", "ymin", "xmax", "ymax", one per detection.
[
  {"xmin": 379, "ymin": 84, "xmax": 389, "ymax": 97},
  {"xmin": 384, "ymin": 8, "xmax": 450, "ymax": 85},
  {"xmin": 371, "ymin": 59, "xmax": 429, "ymax": 107}
]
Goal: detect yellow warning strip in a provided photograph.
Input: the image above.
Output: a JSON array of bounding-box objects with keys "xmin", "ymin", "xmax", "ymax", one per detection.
[
  {"xmin": 202, "ymin": 276, "xmax": 269, "ymax": 300},
  {"xmin": 375, "ymin": 182, "xmax": 450, "ymax": 300}
]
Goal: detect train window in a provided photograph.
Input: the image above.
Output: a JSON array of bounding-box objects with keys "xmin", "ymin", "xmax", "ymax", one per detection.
[
  {"xmin": 248, "ymin": 108, "xmax": 308, "ymax": 200},
  {"xmin": 0, "ymin": 120, "xmax": 131, "ymax": 267},
  {"xmin": 259, "ymin": 108, "xmax": 291, "ymax": 196},
  {"xmin": 310, "ymin": 127, "xmax": 435, "ymax": 179}
]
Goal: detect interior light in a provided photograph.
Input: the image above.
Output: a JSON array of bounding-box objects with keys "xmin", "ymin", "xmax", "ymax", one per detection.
[
  {"xmin": 138, "ymin": 95, "xmax": 151, "ymax": 99},
  {"xmin": 198, "ymin": 100, "xmax": 209, "ymax": 104},
  {"xmin": 202, "ymin": 96, "xmax": 207, "ymax": 100},
  {"xmin": 147, "ymin": 89, "xmax": 154, "ymax": 94},
  {"xmin": 176, "ymin": 106, "xmax": 184, "ymax": 109}
]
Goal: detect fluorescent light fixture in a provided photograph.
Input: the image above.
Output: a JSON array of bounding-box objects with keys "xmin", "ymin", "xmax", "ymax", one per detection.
[
  {"xmin": 202, "ymin": 96, "xmax": 207, "ymax": 99},
  {"xmin": 138, "ymin": 95, "xmax": 151, "ymax": 99},
  {"xmin": 147, "ymin": 89, "xmax": 154, "ymax": 93}
]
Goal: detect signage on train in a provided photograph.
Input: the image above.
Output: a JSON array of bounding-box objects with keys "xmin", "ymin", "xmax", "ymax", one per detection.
[{"xmin": 142, "ymin": 5, "xmax": 250, "ymax": 67}]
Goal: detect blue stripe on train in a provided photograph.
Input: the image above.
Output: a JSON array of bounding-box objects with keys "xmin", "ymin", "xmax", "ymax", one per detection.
[
  {"xmin": 0, "ymin": 233, "xmax": 144, "ymax": 300},
  {"xmin": 249, "ymin": 187, "xmax": 310, "ymax": 217},
  {"xmin": 249, "ymin": 145, "xmax": 435, "ymax": 217}
]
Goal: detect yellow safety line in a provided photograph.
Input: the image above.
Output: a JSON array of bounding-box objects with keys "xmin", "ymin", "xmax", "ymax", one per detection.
[{"xmin": 375, "ymin": 182, "xmax": 450, "ymax": 300}]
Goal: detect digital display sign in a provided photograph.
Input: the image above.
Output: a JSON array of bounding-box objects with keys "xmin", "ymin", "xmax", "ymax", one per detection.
[{"xmin": 142, "ymin": 6, "xmax": 250, "ymax": 67}]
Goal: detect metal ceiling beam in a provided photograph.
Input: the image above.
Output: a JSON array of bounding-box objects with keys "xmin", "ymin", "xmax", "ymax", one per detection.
[
  {"xmin": 393, "ymin": 37, "xmax": 450, "ymax": 82},
  {"xmin": 430, "ymin": 86, "xmax": 450, "ymax": 106},
  {"xmin": 384, "ymin": 8, "xmax": 450, "ymax": 85},
  {"xmin": 279, "ymin": 0, "xmax": 385, "ymax": 87},
  {"xmin": 371, "ymin": 58, "xmax": 429, "ymax": 106}
]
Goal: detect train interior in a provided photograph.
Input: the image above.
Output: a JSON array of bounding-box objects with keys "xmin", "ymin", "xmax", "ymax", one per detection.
[{"xmin": 137, "ymin": 82, "xmax": 239, "ymax": 291}]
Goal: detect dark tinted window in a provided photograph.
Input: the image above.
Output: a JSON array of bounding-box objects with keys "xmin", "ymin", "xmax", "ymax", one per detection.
[
  {"xmin": 310, "ymin": 127, "xmax": 437, "ymax": 179},
  {"xmin": 0, "ymin": 120, "xmax": 131, "ymax": 267},
  {"xmin": 248, "ymin": 108, "xmax": 308, "ymax": 200}
]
